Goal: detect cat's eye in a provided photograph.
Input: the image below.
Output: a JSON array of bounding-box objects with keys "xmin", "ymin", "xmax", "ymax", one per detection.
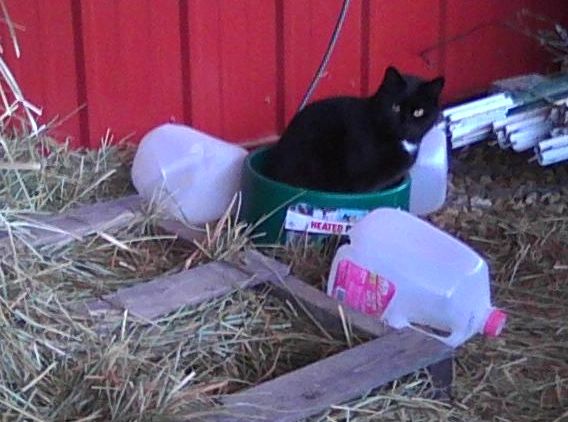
[
  {"xmin": 392, "ymin": 104, "xmax": 400, "ymax": 113},
  {"xmin": 413, "ymin": 108, "xmax": 424, "ymax": 118}
]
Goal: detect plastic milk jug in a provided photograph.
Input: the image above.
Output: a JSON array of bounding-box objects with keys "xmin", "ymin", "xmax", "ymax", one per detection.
[
  {"xmin": 408, "ymin": 126, "xmax": 448, "ymax": 216},
  {"xmin": 326, "ymin": 208, "xmax": 507, "ymax": 348},
  {"xmin": 131, "ymin": 123, "xmax": 248, "ymax": 225}
]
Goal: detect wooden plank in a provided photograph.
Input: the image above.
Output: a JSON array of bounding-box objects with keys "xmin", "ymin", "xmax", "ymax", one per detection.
[
  {"xmin": 0, "ymin": 195, "xmax": 143, "ymax": 253},
  {"xmin": 428, "ymin": 357, "xmax": 454, "ymax": 401},
  {"xmin": 1, "ymin": 0, "xmax": 83, "ymax": 145},
  {"xmin": 82, "ymin": 249, "xmax": 290, "ymax": 320},
  {"xmin": 271, "ymin": 273, "xmax": 392, "ymax": 338},
  {"xmin": 186, "ymin": 0, "xmax": 279, "ymax": 142},
  {"xmin": 156, "ymin": 218, "xmax": 206, "ymax": 245},
  {"xmin": 212, "ymin": 328, "xmax": 452, "ymax": 421},
  {"xmin": 0, "ymin": 193, "xmax": 207, "ymax": 255},
  {"xmin": 80, "ymin": 246, "xmax": 391, "ymax": 339},
  {"xmin": 239, "ymin": 251, "xmax": 392, "ymax": 338},
  {"xmin": 79, "ymin": 0, "xmax": 185, "ymax": 147}
]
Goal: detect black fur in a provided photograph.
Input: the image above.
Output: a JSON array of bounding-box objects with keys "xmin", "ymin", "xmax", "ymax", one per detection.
[{"xmin": 264, "ymin": 66, "xmax": 445, "ymax": 193}]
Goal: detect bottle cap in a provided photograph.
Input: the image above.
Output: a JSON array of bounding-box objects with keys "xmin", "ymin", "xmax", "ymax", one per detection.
[{"xmin": 483, "ymin": 309, "xmax": 507, "ymax": 337}]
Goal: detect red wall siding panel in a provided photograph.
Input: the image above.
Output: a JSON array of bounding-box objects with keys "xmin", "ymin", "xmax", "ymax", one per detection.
[
  {"xmin": 282, "ymin": 0, "xmax": 363, "ymax": 125},
  {"xmin": 184, "ymin": 1, "xmax": 222, "ymax": 139},
  {"xmin": 1, "ymin": 0, "xmax": 82, "ymax": 146},
  {"xmin": 1, "ymin": 0, "xmax": 568, "ymax": 147},
  {"xmin": 440, "ymin": 0, "xmax": 568, "ymax": 102},
  {"xmin": 80, "ymin": 0, "xmax": 184, "ymax": 147},
  {"xmin": 366, "ymin": 0, "xmax": 568, "ymax": 104},
  {"xmin": 186, "ymin": 0, "xmax": 278, "ymax": 142},
  {"xmin": 367, "ymin": 0, "xmax": 442, "ymax": 95}
]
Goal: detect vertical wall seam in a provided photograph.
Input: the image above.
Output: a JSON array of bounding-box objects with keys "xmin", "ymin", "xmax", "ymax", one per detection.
[
  {"xmin": 275, "ymin": 0, "xmax": 285, "ymax": 133},
  {"xmin": 179, "ymin": 0, "xmax": 192, "ymax": 125},
  {"xmin": 438, "ymin": 0, "xmax": 447, "ymax": 77},
  {"xmin": 70, "ymin": 0, "xmax": 90, "ymax": 148},
  {"xmin": 360, "ymin": 0, "xmax": 370, "ymax": 96},
  {"xmin": 216, "ymin": 0, "xmax": 225, "ymax": 137}
]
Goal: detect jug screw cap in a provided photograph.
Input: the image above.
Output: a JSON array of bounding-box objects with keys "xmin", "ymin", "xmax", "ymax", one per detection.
[{"xmin": 483, "ymin": 309, "xmax": 507, "ymax": 337}]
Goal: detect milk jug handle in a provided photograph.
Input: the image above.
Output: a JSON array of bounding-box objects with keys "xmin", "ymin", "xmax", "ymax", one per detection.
[{"xmin": 409, "ymin": 325, "xmax": 469, "ymax": 348}]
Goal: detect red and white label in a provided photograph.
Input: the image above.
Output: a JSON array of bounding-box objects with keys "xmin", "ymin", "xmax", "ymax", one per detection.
[
  {"xmin": 330, "ymin": 259, "xmax": 395, "ymax": 317},
  {"xmin": 284, "ymin": 210, "xmax": 352, "ymax": 235}
]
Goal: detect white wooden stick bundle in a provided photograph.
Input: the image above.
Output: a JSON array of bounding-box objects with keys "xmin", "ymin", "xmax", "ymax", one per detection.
[{"xmin": 536, "ymin": 144, "xmax": 568, "ymax": 166}]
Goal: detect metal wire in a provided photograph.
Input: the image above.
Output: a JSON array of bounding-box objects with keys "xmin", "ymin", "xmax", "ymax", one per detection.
[{"xmin": 297, "ymin": 0, "xmax": 352, "ymax": 112}]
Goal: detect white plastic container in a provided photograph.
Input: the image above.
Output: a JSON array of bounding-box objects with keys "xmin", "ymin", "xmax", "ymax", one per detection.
[
  {"xmin": 409, "ymin": 126, "xmax": 448, "ymax": 216},
  {"xmin": 327, "ymin": 208, "xmax": 506, "ymax": 348},
  {"xmin": 131, "ymin": 123, "xmax": 248, "ymax": 225}
]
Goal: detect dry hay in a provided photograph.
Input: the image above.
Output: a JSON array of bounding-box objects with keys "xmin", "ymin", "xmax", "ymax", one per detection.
[
  {"xmin": 1, "ymin": 98, "xmax": 566, "ymax": 422},
  {"xmin": 0, "ymin": 130, "xmax": 133, "ymax": 213},
  {"xmin": 0, "ymin": 131, "xmax": 370, "ymax": 421},
  {"xmin": 4, "ymin": 128, "xmax": 567, "ymax": 421},
  {"xmin": 2, "ymin": 130, "xmax": 567, "ymax": 422},
  {"xmin": 281, "ymin": 143, "xmax": 567, "ymax": 422},
  {"xmin": 0, "ymin": 1, "xmax": 565, "ymax": 419},
  {"xmin": 428, "ymin": 143, "xmax": 568, "ymax": 422}
]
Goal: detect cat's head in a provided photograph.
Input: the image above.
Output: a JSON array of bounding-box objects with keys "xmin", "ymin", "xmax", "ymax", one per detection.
[{"xmin": 373, "ymin": 66, "xmax": 444, "ymax": 144}]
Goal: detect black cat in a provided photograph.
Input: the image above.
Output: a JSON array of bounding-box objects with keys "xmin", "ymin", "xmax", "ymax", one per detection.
[{"xmin": 265, "ymin": 66, "xmax": 445, "ymax": 193}]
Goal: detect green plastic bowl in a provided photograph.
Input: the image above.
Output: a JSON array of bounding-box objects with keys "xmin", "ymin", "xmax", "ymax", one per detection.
[{"xmin": 240, "ymin": 146, "xmax": 411, "ymax": 244}]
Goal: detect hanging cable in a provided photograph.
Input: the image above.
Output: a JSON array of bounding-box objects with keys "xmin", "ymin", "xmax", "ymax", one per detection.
[{"xmin": 297, "ymin": 0, "xmax": 352, "ymax": 112}]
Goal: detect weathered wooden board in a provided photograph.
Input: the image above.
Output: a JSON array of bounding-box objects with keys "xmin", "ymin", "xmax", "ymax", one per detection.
[
  {"xmin": 428, "ymin": 357, "xmax": 455, "ymax": 400},
  {"xmin": 0, "ymin": 194, "xmax": 208, "ymax": 256},
  {"xmin": 212, "ymin": 328, "xmax": 452, "ymax": 421},
  {"xmin": 240, "ymin": 250, "xmax": 392, "ymax": 338},
  {"xmin": 81, "ymin": 247, "xmax": 452, "ymax": 422},
  {"xmin": 0, "ymin": 195, "xmax": 143, "ymax": 253},
  {"xmin": 82, "ymin": 250, "xmax": 290, "ymax": 320},
  {"xmin": 81, "ymin": 248, "xmax": 390, "ymax": 340},
  {"xmin": 0, "ymin": 195, "xmax": 454, "ymax": 422},
  {"xmin": 157, "ymin": 218, "xmax": 206, "ymax": 245}
]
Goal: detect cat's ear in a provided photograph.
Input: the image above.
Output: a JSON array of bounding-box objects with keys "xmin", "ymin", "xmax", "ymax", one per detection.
[
  {"xmin": 422, "ymin": 77, "xmax": 445, "ymax": 98},
  {"xmin": 382, "ymin": 66, "xmax": 406, "ymax": 90}
]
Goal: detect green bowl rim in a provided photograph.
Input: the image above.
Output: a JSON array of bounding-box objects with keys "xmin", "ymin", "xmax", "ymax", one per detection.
[{"xmin": 245, "ymin": 145, "xmax": 411, "ymax": 200}]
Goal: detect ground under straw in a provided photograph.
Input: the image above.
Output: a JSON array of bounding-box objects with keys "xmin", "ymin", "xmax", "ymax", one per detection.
[
  {"xmin": 2, "ymin": 130, "xmax": 567, "ymax": 421},
  {"xmin": 0, "ymin": 130, "xmax": 133, "ymax": 213},
  {"xmin": 294, "ymin": 143, "xmax": 568, "ymax": 422},
  {"xmin": 1, "ymin": 132, "xmax": 367, "ymax": 421}
]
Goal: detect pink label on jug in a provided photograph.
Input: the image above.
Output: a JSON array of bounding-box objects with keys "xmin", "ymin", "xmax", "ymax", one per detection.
[{"xmin": 331, "ymin": 259, "xmax": 395, "ymax": 317}]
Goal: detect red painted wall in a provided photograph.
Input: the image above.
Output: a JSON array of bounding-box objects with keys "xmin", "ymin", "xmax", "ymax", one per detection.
[{"xmin": 1, "ymin": 0, "xmax": 567, "ymax": 148}]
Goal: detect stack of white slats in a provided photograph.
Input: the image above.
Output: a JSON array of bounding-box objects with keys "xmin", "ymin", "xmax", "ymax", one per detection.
[{"xmin": 440, "ymin": 93, "xmax": 516, "ymax": 149}]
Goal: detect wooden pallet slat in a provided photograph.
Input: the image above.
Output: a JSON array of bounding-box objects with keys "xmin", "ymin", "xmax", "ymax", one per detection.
[
  {"xmin": 0, "ymin": 195, "xmax": 143, "ymax": 253},
  {"xmin": 83, "ymin": 251, "xmax": 290, "ymax": 320},
  {"xmin": 214, "ymin": 328, "xmax": 452, "ymax": 422},
  {"xmin": 80, "ymin": 247, "xmax": 390, "ymax": 341},
  {"xmin": 0, "ymin": 195, "xmax": 454, "ymax": 421},
  {"xmin": 242, "ymin": 250, "xmax": 392, "ymax": 338}
]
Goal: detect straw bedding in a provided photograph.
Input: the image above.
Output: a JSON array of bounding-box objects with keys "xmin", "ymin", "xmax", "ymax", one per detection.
[
  {"xmin": 2, "ymin": 125, "xmax": 567, "ymax": 421},
  {"xmin": 1, "ymin": 130, "xmax": 378, "ymax": 420},
  {"xmin": 1, "ymin": 3, "xmax": 567, "ymax": 419},
  {"xmin": 271, "ymin": 142, "xmax": 568, "ymax": 422}
]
